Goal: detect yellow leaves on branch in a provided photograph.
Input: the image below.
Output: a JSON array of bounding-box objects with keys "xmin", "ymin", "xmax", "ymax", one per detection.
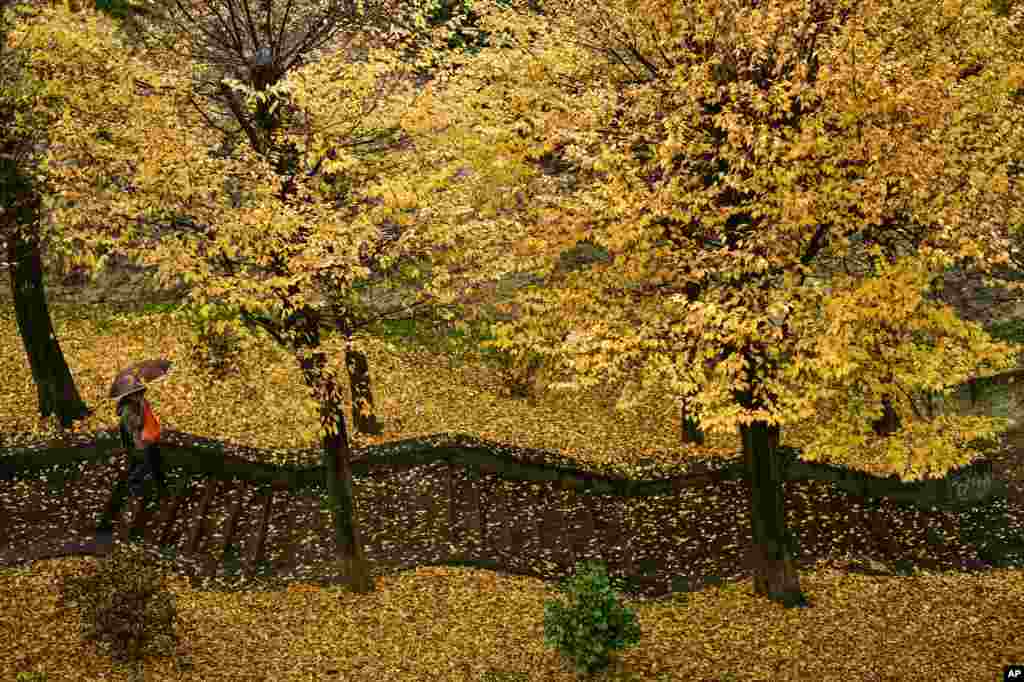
[
  {"xmin": 770, "ymin": 251, "xmax": 1021, "ymax": 479},
  {"xmin": 7, "ymin": 4, "xmax": 241, "ymax": 265},
  {"xmin": 14, "ymin": 2, "xmax": 424, "ymax": 300},
  {"xmin": 795, "ymin": 401, "xmax": 1010, "ymax": 481}
]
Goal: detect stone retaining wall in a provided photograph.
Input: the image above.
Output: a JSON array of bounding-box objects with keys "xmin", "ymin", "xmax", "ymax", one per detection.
[{"xmin": 777, "ymin": 447, "xmax": 1005, "ymax": 512}]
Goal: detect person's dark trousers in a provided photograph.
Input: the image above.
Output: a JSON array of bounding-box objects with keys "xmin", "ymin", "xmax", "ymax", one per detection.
[
  {"xmin": 131, "ymin": 443, "xmax": 167, "ymax": 493},
  {"xmin": 97, "ymin": 442, "xmax": 168, "ymax": 534}
]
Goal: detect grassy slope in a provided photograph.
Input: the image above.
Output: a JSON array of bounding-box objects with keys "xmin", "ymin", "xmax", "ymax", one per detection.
[{"xmin": 2, "ymin": 296, "xmax": 1024, "ymax": 682}]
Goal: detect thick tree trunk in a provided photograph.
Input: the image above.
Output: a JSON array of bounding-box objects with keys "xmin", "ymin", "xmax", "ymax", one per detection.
[
  {"xmin": 345, "ymin": 346, "xmax": 383, "ymax": 436},
  {"xmin": 733, "ymin": 342, "xmax": 809, "ymax": 609},
  {"xmin": 4, "ymin": 182, "xmax": 92, "ymax": 429},
  {"xmin": 680, "ymin": 397, "xmax": 704, "ymax": 445},
  {"xmin": 299, "ymin": 351, "xmax": 373, "ymax": 593},
  {"xmin": 740, "ymin": 418, "xmax": 809, "ymax": 609}
]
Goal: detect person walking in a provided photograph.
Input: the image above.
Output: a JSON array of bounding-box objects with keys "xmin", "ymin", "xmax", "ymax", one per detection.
[
  {"xmin": 97, "ymin": 359, "xmax": 171, "ymax": 534},
  {"xmin": 117, "ymin": 386, "xmax": 167, "ymax": 496}
]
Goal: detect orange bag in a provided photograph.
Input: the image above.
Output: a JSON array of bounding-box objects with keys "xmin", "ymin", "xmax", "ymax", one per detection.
[{"xmin": 141, "ymin": 399, "xmax": 161, "ymax": 444}]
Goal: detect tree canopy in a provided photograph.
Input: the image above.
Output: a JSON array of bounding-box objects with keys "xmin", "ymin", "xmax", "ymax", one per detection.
[{"xmin": 394, "ymin": 0, "xmax": 1024, "ymax": 480}]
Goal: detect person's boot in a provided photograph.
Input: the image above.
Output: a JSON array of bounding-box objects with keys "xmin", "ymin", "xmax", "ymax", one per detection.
[{"xmin": 127, "ymin": 468, "xmax": 147, "ymax": 497}]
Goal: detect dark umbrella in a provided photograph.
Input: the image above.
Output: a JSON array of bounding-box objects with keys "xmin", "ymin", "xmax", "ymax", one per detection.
[{"xmin": 108, "ymin": 359, "xmax": 173, "ymax": 399}]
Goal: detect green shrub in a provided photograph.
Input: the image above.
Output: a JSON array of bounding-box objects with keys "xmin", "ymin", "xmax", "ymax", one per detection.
[
  {"xmin": 55, "ymin": 542, "xmax": 183, "ymax": 667},
  {"xmin": 542, "ymin": 560, "xmax": 642, "ymax": 678}
]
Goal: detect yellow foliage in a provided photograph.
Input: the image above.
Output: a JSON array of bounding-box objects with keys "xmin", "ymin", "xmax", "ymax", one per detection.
[{"xmin": 6, "ymin": 0, "xmax": 1024, "ymax": 487}]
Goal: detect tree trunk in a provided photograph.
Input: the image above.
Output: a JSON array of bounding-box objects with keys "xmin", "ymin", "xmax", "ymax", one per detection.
[
  {"xmin": 680, "ymin": 397, "xmax": 704, "ymax": 445},
  {"xmin": 346, "ymin": 346, "xmax": 383, "ymax": 436},
  {"xmin": 734, "ymin": 344, "xmax": 809, "ymax": 609},
  {"xmin": 299, "ymin": 351, "xmax": 374, "ymax": 593},
  {"xmin": 322, "ymin": 399, "xmax": 374, "ymax": 593},
  {"xmin": 3, "ymin": 178, "xmax": 92, "ymax": 429},
  {"xmin": 740, "ymin": 418, "xmax": 810, "ymax": 608}
]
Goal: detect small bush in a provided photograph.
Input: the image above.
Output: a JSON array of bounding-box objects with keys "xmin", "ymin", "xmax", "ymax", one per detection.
[
  {"xmin": 542, "ymin": 560, "xmax": 643, "ymax": 678},
  {"xmin": 55, "ymin": 542, "xmax": 183, "ymax": 667}
]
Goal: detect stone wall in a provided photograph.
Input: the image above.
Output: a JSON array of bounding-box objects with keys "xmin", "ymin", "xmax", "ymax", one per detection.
[{"xmin": 777, "ymin": 447, "xmax": 1005, "ymax": 512}]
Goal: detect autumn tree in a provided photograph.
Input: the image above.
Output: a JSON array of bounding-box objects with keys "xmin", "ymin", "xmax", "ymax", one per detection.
[
  {"xmin": 0, "ymin": 0, "xmax": 95, "ymax": 429},
  {"xmin": 110, "ymin": 0, "xmax": 543, "ymax": 437},
  {"xmin": 4, "ymin": 2, "xmax": 443, "ymax": 592},
  {"xmin": 394, "ymin": 0, "xmax": 1024, "ymax": 607},
  {"xmin": 6, "ymin": 0, "xmax": 547, "ymax": 592},
  {"xmin": 93, "ymin": 0, "xmax": 407, "ymax": 436}
]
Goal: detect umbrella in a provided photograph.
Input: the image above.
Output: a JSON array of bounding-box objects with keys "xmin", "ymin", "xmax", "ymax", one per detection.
[{"xmin": 109, "ymin": 359, "xmax": 173, "ymax": 399}]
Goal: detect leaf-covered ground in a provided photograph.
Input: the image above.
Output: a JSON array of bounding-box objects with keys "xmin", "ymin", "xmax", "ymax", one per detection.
[{"xmin": 3, "ymin": 297, "xmax": 1024, "ymax": 681}]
